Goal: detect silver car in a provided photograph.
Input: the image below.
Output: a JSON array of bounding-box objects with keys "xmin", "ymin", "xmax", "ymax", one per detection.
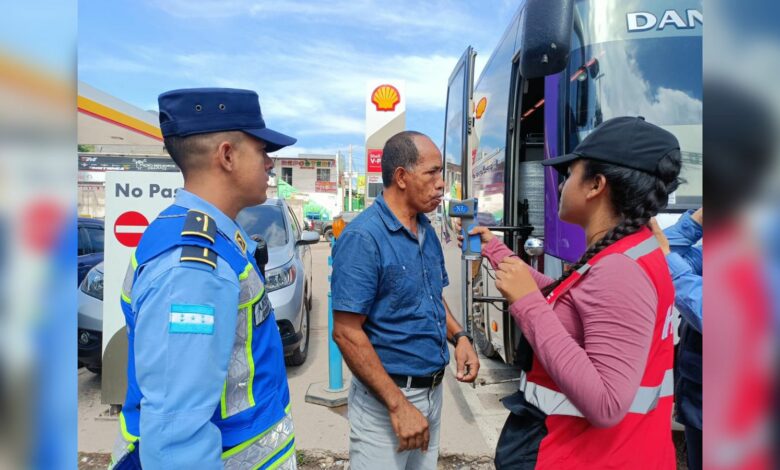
[
  {"xmin": 236, "ymin": 198, "xmax": 319, "ymax": 366},
  {"xmin": 77, "ymin": 198, "xmax": 319, "ymax": 373},
  {"xmin": 78, "ymin": 261, "xmax": 105, "ymax": 373}
]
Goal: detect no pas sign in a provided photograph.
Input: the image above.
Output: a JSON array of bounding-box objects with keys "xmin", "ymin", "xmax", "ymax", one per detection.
[
  {"xmin": 101, "ymin": 171, "xmax": 184, "ymax": 403},
  {"xmin": 115, "ymin": 181, "xmax": 179, "ymax": 199}
]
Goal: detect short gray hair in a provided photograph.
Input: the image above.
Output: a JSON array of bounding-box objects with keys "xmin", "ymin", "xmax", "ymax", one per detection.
[{"xmin": 381, "ymin": 130, "xmax": 426, "ymax": 187}]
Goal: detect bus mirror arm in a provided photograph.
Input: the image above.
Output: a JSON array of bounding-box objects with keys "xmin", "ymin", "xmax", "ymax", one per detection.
[{"xmin": 484, "ymin": 225, "xmax": 534, "ymax": 237}]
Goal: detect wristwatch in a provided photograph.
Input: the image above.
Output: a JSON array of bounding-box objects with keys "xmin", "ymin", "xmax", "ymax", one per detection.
[{"xmin": 450, "ymin": 330, "xmax": 473, "ymax": 347}]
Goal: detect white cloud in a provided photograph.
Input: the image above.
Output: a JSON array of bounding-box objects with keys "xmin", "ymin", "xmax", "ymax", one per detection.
[
  {"xmin": 78, "ymin": 55, "xmax": 157, "ymax": 74},
  {"xmin": 83, "ymin": 1, "xmax": 511, "ymax": 152},
  {"xmin": 151, "ymin": 0, "xmax": 475, "ymax": 38},
  {"xmin": 133, "ymin": 44, "xmax": 463, "ymax": 138}
]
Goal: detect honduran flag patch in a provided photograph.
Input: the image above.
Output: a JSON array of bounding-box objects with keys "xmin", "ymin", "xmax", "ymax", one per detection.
[{"xmin": 169, "ymin": 304, "xmax": 215, "ymax": 334}]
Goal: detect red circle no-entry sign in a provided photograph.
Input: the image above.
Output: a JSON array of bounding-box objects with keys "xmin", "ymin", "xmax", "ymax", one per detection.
[{"xmin": 114, "ymin": 211, "xmax": 149, "ymax": 247}]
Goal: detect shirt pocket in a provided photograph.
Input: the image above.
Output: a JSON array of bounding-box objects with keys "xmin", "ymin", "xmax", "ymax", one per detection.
[
  {"xmin": 385, "ymin": 264, "xmax": 422, "ymax": 312},
  {"xmin": 428, "ymin": 259, "xmax": 444, "ymax": 296}
]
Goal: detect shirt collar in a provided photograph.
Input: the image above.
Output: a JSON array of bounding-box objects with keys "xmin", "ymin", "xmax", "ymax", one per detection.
[
  {"xmin": 374, "ymin": 192, "xmax": 431, "ymax": 236},
  {"xmin": 174, "ymin": 189, "xmax": 255, "ymax": 254}
]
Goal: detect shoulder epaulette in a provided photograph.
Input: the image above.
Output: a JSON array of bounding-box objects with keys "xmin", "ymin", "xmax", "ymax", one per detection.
[
  {"xmin": 180, "ymin": 245, "xmax": 218, "ymax": 269},
  {"xmin": 181, "ymin": 210, "xmax": 216, "ymax": 243}
]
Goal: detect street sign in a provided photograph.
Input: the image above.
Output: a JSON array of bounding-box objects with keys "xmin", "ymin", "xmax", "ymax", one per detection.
[
  {"xmin": 113, "ymin": 210, "xmax": 149, "ymax": 247},
  {"xmin": 102, "ymin": 171, "xmax": 183, "ymax": 404},
  {"xmin": 367, "ymin": 149, "xmax": 383, "ymax": 173}
]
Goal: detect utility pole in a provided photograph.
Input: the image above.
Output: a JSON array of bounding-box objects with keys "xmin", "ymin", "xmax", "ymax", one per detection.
[
  {"xmin": 348, "ymin": 144, "xmax": 353, "ymax": 211},
  {"xmin": 335, "ymin": 150, "xmax": 342, "ymax": 213}
]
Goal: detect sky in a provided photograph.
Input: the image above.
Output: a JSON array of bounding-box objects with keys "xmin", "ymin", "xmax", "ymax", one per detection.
[{"xmin": 78, "ymin": 0, "xmax": 517, "ymax": 172}]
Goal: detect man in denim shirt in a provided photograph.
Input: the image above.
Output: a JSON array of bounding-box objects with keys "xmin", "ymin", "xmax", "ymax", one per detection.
[
  {"xmin": 652, "ymin": 208, "xmax": 702, "ymax": 470},
  {"xmin": 332, "ymin": 131, "xmax": 480, "ymax": 470}
]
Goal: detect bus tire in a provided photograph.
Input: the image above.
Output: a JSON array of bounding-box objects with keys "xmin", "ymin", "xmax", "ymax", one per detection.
[{"xmin": 473, "ymin": 313, "xmax": 500, "ymax": 359}]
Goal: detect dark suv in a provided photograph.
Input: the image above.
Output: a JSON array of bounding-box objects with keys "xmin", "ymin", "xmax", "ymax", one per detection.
[
  {"xmin": 78, "ymin": 218, "xmax": 104, "ymax": 285},
  {"xmin": 303, "ymin": 214, "xmax": 334, "ymax": 242}
]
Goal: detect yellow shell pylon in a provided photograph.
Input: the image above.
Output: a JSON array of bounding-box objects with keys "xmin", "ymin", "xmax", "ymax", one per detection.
[
  {"xmin": 475, "ymin": 97, "xmax": 487, "ymax": 119},
  {"xmin": 371, "ymin": 84, "xmax": 400, "ymax": 112}
]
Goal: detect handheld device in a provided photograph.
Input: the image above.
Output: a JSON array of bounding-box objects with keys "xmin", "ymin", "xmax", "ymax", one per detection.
[{"xmin": 448, "ymin": 198, "xmax": 481, "ymax": 260}]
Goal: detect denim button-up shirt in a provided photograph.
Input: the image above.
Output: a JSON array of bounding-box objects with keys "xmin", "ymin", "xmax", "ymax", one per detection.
[
  {"xmin": 331, "ymin": 193, "xmax": 450, "ymax": 376},
  {"xmin": 664, "ymin": 209, "xmax": 703, "ymax": 332}
]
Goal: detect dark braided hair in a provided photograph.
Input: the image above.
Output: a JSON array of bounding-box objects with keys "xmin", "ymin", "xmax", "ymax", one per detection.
[{"xmin": 540, "ymin": 151, "xmax": 684, "ymax": 296}]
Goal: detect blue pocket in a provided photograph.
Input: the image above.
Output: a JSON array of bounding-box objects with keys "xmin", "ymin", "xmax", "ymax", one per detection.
[{"xmin": 385, "ymin": 264, "xmax": 422, "ymax": 311}]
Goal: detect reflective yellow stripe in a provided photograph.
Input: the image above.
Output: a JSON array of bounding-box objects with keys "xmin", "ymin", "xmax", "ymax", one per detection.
[
  {"xmin": 220, "ymin": 380, "xmax": 228, "ymax": 419},
  {"xmin": 121, "ymin": 291, "xmax": 132, "ymax": 304},
  {"xmin": 285, "ymin": 403, "xmax": 292, "ymax": 414},
  {"xmin": 130, "ymin": 251, "xmax": 138, "ymax": 270},
  {"xmin": 239, "ymin": 263, "xmax": 252, "ymax": 281},
  {"xmin": 258, "ymin": 437, "xmax": 296, "ymax": 470},
  {"xmin": 222, "ymin": 422, "xmax": 276, "ymax": 459},
  {"xmin": 119, "ymin": 411, "xmax": 139, "ymax": 443},
  {"xmin": 238, "ymin": 286, "xmax": 265, "ymax": 309},
  {"xmin": 246, "ymin": 306, "xmax": 256, "ymax": 407}
]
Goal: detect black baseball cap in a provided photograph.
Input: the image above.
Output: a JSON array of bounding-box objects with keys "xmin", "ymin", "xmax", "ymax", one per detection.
[{"xmin": 541, "ymin": 116, "xmax": 680, "ymax": 175}]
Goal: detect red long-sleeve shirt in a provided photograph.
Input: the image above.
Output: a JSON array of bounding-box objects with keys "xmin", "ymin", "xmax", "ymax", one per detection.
[{"xmin": 483, "ymin": 237, "xmax": 659, "ymax": 427}]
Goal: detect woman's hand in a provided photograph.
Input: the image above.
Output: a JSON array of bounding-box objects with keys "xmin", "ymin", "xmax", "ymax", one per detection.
[
  {"xmin": 495, "ymin": 257, "xmax": 539, "ymax": 304},
  {"xmin": 456, "ymin": 224, "xmax": 495, "ymax": 249}
]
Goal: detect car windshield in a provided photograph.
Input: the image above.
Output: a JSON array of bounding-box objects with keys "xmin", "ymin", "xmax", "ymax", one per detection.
[{"xmin": 236, "ymin": 205, "xmax": 288, "ymax": 248}]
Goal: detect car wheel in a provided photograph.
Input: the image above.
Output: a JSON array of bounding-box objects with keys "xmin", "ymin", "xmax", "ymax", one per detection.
[
  {"xmin": 285, "ymin": 299, "xmax": 310, "ymax": 366},
  {"xmin": 324, "ymin": 229, "xmax": 334, "ymax": 243}
]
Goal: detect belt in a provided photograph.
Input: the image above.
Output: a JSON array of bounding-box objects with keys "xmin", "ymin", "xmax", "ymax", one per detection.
[{"xmin": 389, "ymin": 369, "xmax": 445, "ymax": 389}]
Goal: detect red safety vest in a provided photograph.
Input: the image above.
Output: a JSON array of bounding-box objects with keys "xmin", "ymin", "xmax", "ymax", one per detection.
[{"xmin": 523, "ymin": 227, "xmax": 676, "ymax": 469}]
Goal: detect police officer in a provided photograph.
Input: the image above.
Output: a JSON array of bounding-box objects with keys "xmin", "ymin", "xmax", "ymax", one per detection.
[{"xmin": 110, "ymin": 88, "xmax": 298, "ymax": 469}]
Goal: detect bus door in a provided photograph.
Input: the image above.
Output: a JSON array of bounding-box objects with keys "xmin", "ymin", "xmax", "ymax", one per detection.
[
  {"xmin": 490, "ymin": 55, "xmax": 548, "ymax": 367},
  {"xmin": 441, "ymin": 46, "xmax": 476, "ymax": 341}
]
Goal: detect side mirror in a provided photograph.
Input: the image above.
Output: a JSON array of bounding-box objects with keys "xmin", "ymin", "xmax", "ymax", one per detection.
[
  {"xmin": 251, "ymin": 235, "xmax": 269, "ymax": 277},
  {"xmin": 524, "ymin": 237, "xmax": 544, "ymax": 270},
  {"xmin": 519, "ymin": 0, "xmax": 574, "ymax": 79},
  {"xmin": 297, "ymin": 230, "xmax": 320, "ymax": 246}
]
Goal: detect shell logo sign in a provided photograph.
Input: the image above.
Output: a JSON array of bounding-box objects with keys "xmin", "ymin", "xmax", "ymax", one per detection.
[
  {"xmin": 371, "ymin": 84, "xmax": 401, "ymax": 112},
  {"xmin": 475, "ymin": 97, "xmax": 487, "ymax": 119}
]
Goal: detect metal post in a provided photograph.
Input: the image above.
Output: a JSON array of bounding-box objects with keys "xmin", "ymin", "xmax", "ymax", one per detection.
[
  {"xmin": 327, "ymin": 239, "xmax": 344, "ymax": 391},
  {"xmin": 335, "ymin": 150, "xmax": 343, "ymax": 213}
]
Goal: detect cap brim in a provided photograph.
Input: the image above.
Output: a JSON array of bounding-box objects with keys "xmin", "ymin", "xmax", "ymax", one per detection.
[
  {"xmin": 540, "ymin": 153, "xmax": 580, "ymax": 174},
  {"xmin": 244, "ymin": 127, "xmax": 297, "ymax": 153}
]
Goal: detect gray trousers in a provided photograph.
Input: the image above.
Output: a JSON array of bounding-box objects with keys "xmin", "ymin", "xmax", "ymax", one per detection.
[{"xmin": 348, "ymin": 378, "xmax": 443, "ymax": 470}]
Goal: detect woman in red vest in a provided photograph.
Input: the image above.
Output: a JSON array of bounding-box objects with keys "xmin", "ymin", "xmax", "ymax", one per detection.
[{"xmin": 465, "ymin": 117, "xmax": 683, "ymax": 469}]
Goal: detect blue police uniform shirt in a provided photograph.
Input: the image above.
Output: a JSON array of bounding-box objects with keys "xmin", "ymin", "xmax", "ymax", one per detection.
[
  {"xmin": 664, "ymin": 209, "xmax": 702, "ymax": 332},
  {"xmin": 663, "ymin": 209, "xmax": 703, "ymax": 430},
  {"xmin": 331, "ymin": 192, "xmax": 450, "ymax": 376},
  {"xmin": 132, "ymin": 189, "xmax": 257, "ymax": 468}
]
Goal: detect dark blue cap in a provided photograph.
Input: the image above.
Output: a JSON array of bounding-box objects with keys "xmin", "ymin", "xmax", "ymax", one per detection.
[
  {"xmin": 542, "ymin": 116, "xmax": 679, "ymax": 175},
  {"xmin": 158, "ymin": 88, "xmax": 296, "ymax": 152}
]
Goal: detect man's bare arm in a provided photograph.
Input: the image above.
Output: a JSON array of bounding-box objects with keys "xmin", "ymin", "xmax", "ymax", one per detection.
[
  {"xmin": 332, "ymin": 311, "xmax": 430, "ymax": 451},
  {"xmin": 443, "ymin": 299, "xmax": 480, "ymax": 382},
  {"xmin": 332, "ymin": 311, "xmax": 405, "ymax": 410}
]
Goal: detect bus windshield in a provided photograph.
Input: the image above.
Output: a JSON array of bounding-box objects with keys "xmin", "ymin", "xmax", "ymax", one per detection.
[{"xmin": 562, "ymin": 36, "xmax": 702, "ymax": 207}]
